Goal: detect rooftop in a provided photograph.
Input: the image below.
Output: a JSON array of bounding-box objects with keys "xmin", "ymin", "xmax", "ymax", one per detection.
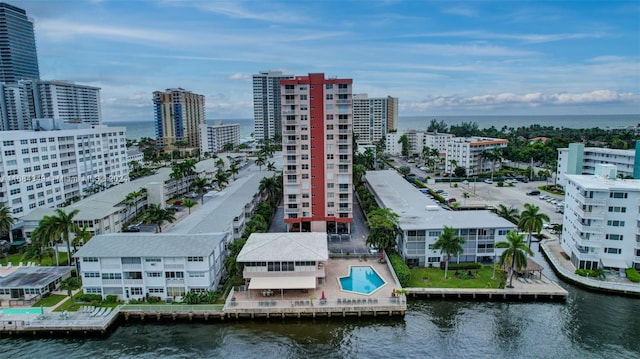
[
  {"xmin": 237, "ymin": 232, "xmax": 329, "ymax": 262},
  {"xmin": 565, "ymin": 174, "xmax": 640, "ymax": 191},
  {"xmin": 74, "ymin": 233, "xmax": 226, "ymax": 258},
  {"xmin": 365, "ymin": 171, "xmax": 516, "ymax": 230},
  {"xmin": 0, "ymin": 266, "xmax": 74, "ymax": 289}
]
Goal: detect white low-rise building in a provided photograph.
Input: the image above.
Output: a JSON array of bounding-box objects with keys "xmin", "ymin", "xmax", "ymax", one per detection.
[
  {"xmin": 445, "ymin": 137, "xmax": 508, "ymax": 176},
  {"xmin": 561, "ymin": 164, "xmax": 640, "ymax": 272},
  {"xmin": 365, "ymin": 171, "xmax": 516, "ymax": 266},
  {"xmin": 556, "ymin": 141, "xmax": 639, "ymax": 188},
  {"xmin": 199, "ymin": 122, "xmax": 241, "ymax": 154},
  {"xmin": 385, "ymin": 131, "xmax": 454, "ymax": 157},
  {"xmin": 74, "ymin": 233, "xmax": 227, "ymax": 301}
]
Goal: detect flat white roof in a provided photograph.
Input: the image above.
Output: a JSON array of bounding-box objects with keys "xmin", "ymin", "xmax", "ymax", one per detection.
[
  {"xmin": 237, "ymin": 232, "xmax": 328, "ymax": 262},
  {"xmin": 365, "ymin": 171, "xmax": 516, "ymax": 231},
  {"xmin": 248, "ymin": 276, "xmax": 316, "ymax": 290},
  {"xmin": 565, "ymin": 174, "xmax": 640, "ymax": 191}
]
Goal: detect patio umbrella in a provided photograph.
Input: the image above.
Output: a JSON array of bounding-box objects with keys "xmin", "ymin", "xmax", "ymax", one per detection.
[{"xmin": 321, "ymin": 291, "xmax": 325, "ymax": 300}]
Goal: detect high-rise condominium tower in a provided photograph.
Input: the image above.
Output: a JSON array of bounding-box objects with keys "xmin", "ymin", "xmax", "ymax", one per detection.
[
  {"xmin": 153, "ymin": 88, "xmax": 205, "ymax": 151},
  {"xmin": 352, "ymin": 94, "xmax": 398, "ymax": 146},
  {"xmin": 0, "ymin": 3, "xmax": 40, "ymax": 82},
  {"xmin": 252, "ymin": 70, "xmax": 293, "ymax": 141},
  {"xmin": 35, "ymin": 80, "xmax": 102, "ymax": 125},
  {"xmin": 281, "ymin": 73, "xmax": 353, "ymax": 233}
]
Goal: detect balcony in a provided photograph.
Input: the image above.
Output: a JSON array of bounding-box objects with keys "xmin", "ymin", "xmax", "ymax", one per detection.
[
  {"xmin": 102, "ymin": 279, "xmax": 122, "ymax": 285},
  {"xmin": 286, "ymin": 150, "xmax": 297, "ymax": 154},
  {"xmin": 287, "ymin": 160, "xmax": 297, "ymax": 164},
  {"xmin": 338, "ymin": 149, "xmax": 350, "ymax": 154},
  {"xmin": 283, "ymin": 110, "xmax": 296, "ymax": 115},
  {"xmin": 284, "ymin": 89, "xmax": 295, "ymax": 94},
  {"xmin": 339, "ymin": 159, "xmax": 350, "ymax": 163},
  {"xmin": 285, "ymin": 208, "xmax": 300, "ymax": 213},
  {"xmin": 338, "ymin": 119, "xmax": 349, "ymax": 124},
  {"xmin": 283, "ymin": 130, "xmax": 297, "ymax": 135},
  {"xmin": 337, "ymin": 207, "xmax": 352, "ymax": 212},
  {"xmin": 338, "ymin": 88, "xmax": 349, "ymax": 93},
  {"xmin": 576, "ymin": 207, "xmax": 605, "ymax": 220},
  {"xmin": 338, "ymin": 129, "xmax": 351, "ymax": 134},
  {"xmin": 576, "ymin": 222, "xmax": 603, "ymax": 234},
  {"xmin": 166, "ymin": 279, "xmax": 184, "ymax": 285},
  {"xmin": 338, "ymin": 169, "xmax": 351, "ymax": 173},
  {"xmin": 336, "ymin": 99, "xmax": 352, "ymax": 105},
  {"xmin": 337, "ymin": 139, "xmax": 349, "ymax": 144},
  {"xmin": 285, "ymin": 140, "xmax": 297, "ymax": 145},
  {"xmin": 122, "ymin": 264, "xmax": 142, "ymax": 271},
  {"xmin": 285, "ymin": 100, "xmax": 296, "ymax": 105},
  {"xmin": 285, "ymin": 169, "xmax": 297, "ymax": 174},
  {"xmin": 164, "ymin": 264, "xmax": 184, "ymax": 270},
  {"xmin": 123, "ymin": 279, "xmax": 143, "ymax": 285}
]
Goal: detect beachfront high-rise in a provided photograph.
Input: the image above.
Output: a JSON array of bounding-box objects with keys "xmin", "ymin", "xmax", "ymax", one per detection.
[
  {"xmin": 34, "ymin": 80, "xmax": 102, "ymax": 125},
  {"xmin": 153, "ymin": 88, "xmax": 205, "ymax": 151},
  {"xmin": 352, "ymin": 94, "xmax": 398, "ymax": 146},
  {"xmin": 199, "ymin": 121, "xmax": 240, "ymax": 154},
  {"xmin": 280, "ymin": 73, "xmax": 353, "ymax": 233},
  {"xmin": 0, "ymin": 3, "xmax": 40, "ymax": 83},
  {"xmin": 252, "ymin": 70, "xmax": 293, "ymax": 141}
]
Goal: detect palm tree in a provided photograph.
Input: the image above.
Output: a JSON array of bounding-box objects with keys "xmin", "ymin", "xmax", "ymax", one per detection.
[
  {"xmin": 182, "ymin": 198, "xmax": 197, "ymax": 214},
  {"xmin": 518, "ymin": 203, "xmax": 550, "ymax": 248},
  {"xmin": 215, "ymin": 157, "xmax": 226, "ymax": 171},
  {"xmin": 496, "ymin": 204, "xmax": 520, "ymax": 224},
  {"xmin": 144, "ymin": 204, "xmax": 176, "ymax": 233},
  {"xmin": 266, "ymin": 161, "xmax": 276, "ymax": 172},
  {"xmin": 191, "ymin": 177, "xmax": 210, "ymax": 204},
  {"xmin": 259, "ymin": 176, "xmax": 279, "ymax": 207},
  {"xmin": 0, "ymin": 204, "xmax": 16, "ymax": 242},
  {"xmin": 448, "ymin": 159, "xmax": 458, "ymax": 175},
  {"xmin": 365, "ymin": 208, "xmax": 401, "ymax": 252},
  {"xmin": 228, "ymin": 162, "xmax": 240, "ymax": 180},
  {"xmin": 50, "ymin": 209, "xmax": 80, "ymax": 267},
  {"xmin": 433, "ymin": 226, "xmax": 466, "ymax": 279},
  {"xmin": 222, "ymin": 142, "xmax": 235, "ymax": 152},
  {"xmin": 255, "ymin": 154, "xmax": 266, "ymax": 171},
  {"xmin": 496, "ymin": 231, "xmax": 533, "ymax": 288},
  {"xmin": 74, "ymin": 224, "xmax": 93, "ymax": 250},
  {"xmin": 35, "ymin": 215, "xmax": 61, "ymax": 266},
  {"xmin": 214, "ymin": 170, "xmax": 230, "ymax": 190}
]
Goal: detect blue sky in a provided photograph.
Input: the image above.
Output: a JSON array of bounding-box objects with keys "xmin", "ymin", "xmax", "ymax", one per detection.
[{"xmin": 14, "ymin": 0, "xmax": 640, "ymax": 121}]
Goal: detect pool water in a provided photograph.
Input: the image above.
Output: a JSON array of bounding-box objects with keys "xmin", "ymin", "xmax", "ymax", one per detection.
[
  {"xmin": 1, "ymin": 308, "xmax": 43, "ymax": 315},
  {"xmin": 338, "ymin": 266, "xmax": 386, "ymax": 295}
]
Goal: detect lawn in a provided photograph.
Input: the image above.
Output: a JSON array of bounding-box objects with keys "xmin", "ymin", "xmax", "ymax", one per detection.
[
  {"xmin": 53, "ymin": 292, "xmax": 122, "ymax": 312},
  {"xmin": 2, "ymin": 252, "xmax": 70, "ymax": 267},
  {"xmin": 32, "ymin": 294, "xmax": 67, "ymax": 307},
  {"xmin": 409, "ymin": 265, "xmax": 506, "ymax": 289}
]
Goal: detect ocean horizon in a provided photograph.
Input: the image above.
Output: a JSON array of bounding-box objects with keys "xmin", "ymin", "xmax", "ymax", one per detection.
[{"xmin": 106, "ymin": 114, "xmax": 639, "ymax": 140}]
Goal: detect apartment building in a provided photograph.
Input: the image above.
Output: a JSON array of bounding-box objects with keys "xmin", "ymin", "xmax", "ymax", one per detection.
[
  {"xmin": 0, "ymin": 80, "xmax": 35, "ymax": 130},
  {"xmin": 199, "ymin": 122, "xmax": 240, "ymax": 154},
  {"xmin": 445, "ymin": 137, "xmax": 509, "ymax": 175},
  {"xmin": 561, "ymin": 164, "xmax": 640, "ymax": 271},
  {"xmin": 74, "ymin": 233, "xmax": 228, "ymax": 301},
  {"xmin": 153, "ymin": 88, "xmax": 205, "ymax": 151},
  {"xmin": 385, "ymin": 131, "xmax": 454, "ymax": 157},
  {"xmin": 556, "ymin": 141, "xmax": 639, "ymax": 188},
  {"xmin": 252, "ymin": 70, "xmax": 293, "ymax": 141},
  {"xmin": 280, "ymin": 73, "xmax": 353, "ymax": 233},
  {"xmin": 0, "ymin": 119, "xmax": 128, "ymax": 216},
  {"xmin": 365, "ymin": 171, "xmax": 516, "ymax": 266},
  {"xmin": 33, "ymin": 80, "xmax": 102, "ymax": 125},
  {"xmin": 352, "ymin": 94, "xmax": 398, "ymax": 145}
]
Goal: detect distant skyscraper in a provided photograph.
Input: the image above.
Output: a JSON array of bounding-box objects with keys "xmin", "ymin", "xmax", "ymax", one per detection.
[
  {"xmin": 0, "ymin": 3, "xmax": 40, "ymax": 82},
  {"xmin": 0, "ymin": 80, "xmax": 35, "ymax": 130},
  {"xmin": 34, "ymin": 80, "xmax": 102, "ymax": 125},
  {"xmin": 252, "ymin": 70, "xmax": 293, "ymax": 141},
  {"xmin": 281, "ymin": 73, "xmax": 353, "ymax": 233},
  {"xmin": 352, "ymin": 94, "xmax": 399, "ymax": 146},
  {"xmin": 153, "ymin": 88, "xmax": 205, "ymax": 150}
]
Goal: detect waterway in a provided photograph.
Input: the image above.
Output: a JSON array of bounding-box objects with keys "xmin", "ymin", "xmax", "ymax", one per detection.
[{"xmin": 2, "ymin": 243, "xmax": 639, "ymax": 358}]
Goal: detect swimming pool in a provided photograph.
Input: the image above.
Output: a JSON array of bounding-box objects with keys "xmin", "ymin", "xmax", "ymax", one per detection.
[
  {"xmin": 0, "ymin": 308, "xmax": 43, "ymax": 315},
  {"xmin": 338, "ymin": 266, "xmax": 386, "ymax": 295}
]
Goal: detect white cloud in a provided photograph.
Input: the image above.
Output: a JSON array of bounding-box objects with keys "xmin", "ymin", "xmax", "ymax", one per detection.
[
  {"xmin": 401, "ymin": 30, "xmax": 606, "ymax": 44},
  {"xmin": 228, "ymin": 73, "xmax": 250, "ymax": 81}
]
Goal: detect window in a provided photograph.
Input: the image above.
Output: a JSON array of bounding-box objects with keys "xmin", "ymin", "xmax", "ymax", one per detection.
[
  {"xmin": 326, "ymin": 94, "xmax": 333, "ymax": 100},
  {"xmin": 606, "ymin": 234, "xmax": 623, "ymax": 241},
  {"xmin": 610, "ymin": 192, "xmax": 628, "ymax": 199},
  {"xmin": 608, "ymin": 206, "xmax": 626, "ymax": 213},
  {"xmin": 607, "ymin": 220, "xmax": 625, "ymax": 227},
  {"xmin": 604, "ymin": 248, "xmax": 621, "ymax": 254},
  {"xmin": 165, "ymin": 271, "xmax": 184, "ymax": 279},
  {"xmin": 84, "ymin": 272, "xmax": 100, "ymax": 278},
  {"xmin": 498, "ymin": 230, "xmax": 509, "ymax": 235},
  {"xmin": 145, "ymin": 257, "xmax": 161, "ymax": 262},
  {"xmin": 187, "ymin": 256, "xmax": 204, "ymax": 262},
  {"xmin": 101, "ymin": 273, "xmax": 122, "ymax": 279},
  {"xmin": 326, "ymin": 154, "xmax": 334, "ymax": 160},
  {"xmin": 326, "ymin": 84, "xmax": 333, "ymax": 89},
  {"xmin": 188, "ymin": 272, "xmax": 206, "ymax": 277},
  {"xmin": 146, "ymin": 272, "xmax": 163, "ymax": 277},
  {"xmin": 85, "ymin": 287, "xmax": 102, "ymax": 294},
  {"xmin": 148, "ymin": 288, "xmax": 164, "ymax": 293}
]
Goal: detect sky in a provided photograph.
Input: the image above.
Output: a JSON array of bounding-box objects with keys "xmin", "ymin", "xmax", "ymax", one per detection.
[{"xmin": 12, "ymin": 0, "xmax": 640, "ymax": 121}]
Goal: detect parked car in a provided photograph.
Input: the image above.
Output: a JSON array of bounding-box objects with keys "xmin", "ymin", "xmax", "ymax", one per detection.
[
  {"xmin": 167, "ymin": 205, "xmax": 182, "ymax": 212},
  {"xmin": 539, "ymin": 195, "xmax": 550, "ymax": 200},
  {"xmin": 123, "ymin": 225, "xmax": 140, "ymax": 232},
  {"xmin": 527, "ymin": 190, "xmax": 541, "ymax": 196},
  {"xmin": 484, "ymin": 179, "xmax": 493, "ymax": 184},
  {"xmin": 447, "ymin": 198, "xmax": 457, "ymax": 203}
]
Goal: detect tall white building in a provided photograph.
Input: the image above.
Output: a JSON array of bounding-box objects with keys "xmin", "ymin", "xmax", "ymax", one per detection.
[
  {"xmin": 445, "ymin": 137, "xmax": 508, "ymax": 175},
  {"xmin": 556, "ymin": 142, "xmax": 639, "ymax": 188},
  {"xmin": 352, "ymin": 94, "xmax": 398, "ymax": 145},
  {"xmin": 280, "ymin": 73, "xmax": 353, "ymax": 233},
  {"xmin": 0, "ymin": 81, "xmax": 35, "ymax": 130},
  {"xmin": 561, "ymin": 164, "xmax": 640, "ymax": 271},
  {"xmin": 199, "ymin": 122, "xmax": 240, "ymax": 154},
  {"xmin": 34, "ymin": 80, "xmax": 102, "ymax": 125},
  {"xmin": 252, "ymin": 70, "xmax": 293, "ymax": 141},
  {"xmin": 0, "ymin": 119, "xmax": 128, "ymax": 216}
]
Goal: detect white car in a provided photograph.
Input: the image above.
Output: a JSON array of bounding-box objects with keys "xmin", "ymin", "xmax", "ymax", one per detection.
[{"xmin": 484, "ymin": 179, "xmax": 493, "ymax": 184}]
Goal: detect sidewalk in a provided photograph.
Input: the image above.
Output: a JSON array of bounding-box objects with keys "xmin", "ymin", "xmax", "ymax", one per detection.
[{"xmin": 48, "ymin": 289, "xmax": 82, "ymax": 312}]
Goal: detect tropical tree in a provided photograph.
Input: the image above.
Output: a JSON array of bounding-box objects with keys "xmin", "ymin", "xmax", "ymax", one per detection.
[
  {"xmin": 214, "ymin": 170, "xmax": 230, "ymax": 190},
  {"xmin": 50, "ymin": 209, "xmax": 80, "ymax": 267},
  {"xmin": 191, "ymin": 177, "xmax": 210, "ymax": 204},
  {"xmin": 398, "ymin": 135, "xmax": 410, "ymax": 157},
  {"xmin": 182, "ymin": 198, "xmax": 197, "ymax": 214},
  {"xmin": 365, "ymin": 208, "xmax": 401, "ymax": 252},
  {"xmin": 266, "ymin": 161, "xmax": 276, "ymax": 172},
  {"xmin": 144, "ymin": 204, "xmax": 176, "ymax": 233},
  {"xmin": 73, "ymin": 224, "xmax": 93, "ymax": 251},
  {"xmin": 518, "ymin": 203, "xmax": 550, "ymax": 248},
  {"xmin": 215, "ymin": 157, "xmax": 226, "ymax": 171},
  {"xmin": 259, "ymin": 176, "xmax": 280, "ymax": 207},
  {"xmin": 59, "ymin": 277, "xmax": 81, "ymax": 298},
  {"xmin": 255, "ymin": 154, "xmax": 266, "ymax": 171},
  {"xmin": 433, "ymin": 226, "xmax": 466, "ymax": 279},
  {"xmin": 222, "ymin": 142, "xmax": 235, "ymax": 152},
  {"xmin": 496, "ymin": 231, "xmax": 533, "ymax": 288},
  {"xmin": 0, "ymin": 204, "xmax": 16, "ymax": 241},
  {"xmin": 125, "ymin": 189, "xmax": 145, "ymax": 219},
  {"xmin": 448, "ymin": 159, "xmax": 458, "ymax": 175},
  {"xmin": 496, "ymin": 204, "xmax": 520, "ymax": 224},
  {"xmin": 353, "ymin": 164, "xmax": 366, "ymax": 185}
]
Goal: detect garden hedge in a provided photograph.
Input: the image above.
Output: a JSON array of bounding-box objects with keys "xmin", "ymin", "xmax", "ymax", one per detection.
[
  {"xmin": 440, "ymin": 262, "xmax": 482, "ymax": 270},
  {"xmin": 625, "ymin": 268, "xmax": 640, "ymax": 282},
  {"xmin": 388, "ymin": 251, "xmax": 411, "ymax": 287}
]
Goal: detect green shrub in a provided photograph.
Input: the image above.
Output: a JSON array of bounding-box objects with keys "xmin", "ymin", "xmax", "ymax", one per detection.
[
  {"xmin": 75, "ymin": 294, "xmax": 102, "ymax": 303},
  {"xmin": 625, "ymin": 268, "xmax": 640, "ymax": 282},
  {"xmin": 388, "ymin": 251, "xmax": 411, "ymax": 287},
  {"xmin": 105, "ymin": 295, "xmax": 118, "ymax": 303},
  {"xmin": 440, "ymin": 262, "xmax": 482, "ymax": 270},
  {"xmin": 497, "ymin": 182, "xmax": 504, "ymax": 187},
  {"xmin": 147, "ymin": 295, "xmax": 162, "ymax": 304}
]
